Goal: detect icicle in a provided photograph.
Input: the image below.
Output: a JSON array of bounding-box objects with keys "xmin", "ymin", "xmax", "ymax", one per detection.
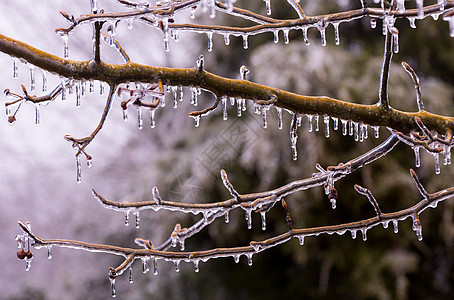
[
  {"xmin": 34, "ymin": 105, "xmax": 40, "ymax": 125},
  {"xmin": 371, "ymin": 125, "xmax": 379, "ymax": 138},
  {"xmin": 370, "ymin": 18, "xmax": 377, "ymax": 29},
  {"xmin": 247, "ymin": 254, "xmax": 253, "ymax": 266},
  {"xmin": 134, "ymin": 211, "xmax": 140, "ymax": 228},
  {"xmin": 208, "ymin": 0, "xmax": 216, "ymax": 18},
  {"xmin": 109, "ymin": 278, "xmax": 116, "ymax": 298},
  {"xmin": 341, "ymin": 119, "xmax": 348, "ymax": 135},
  {"xmin": 129, "ymin": 267, "xmax": 133, "ymax": 283},
  {"xmin": 236, "ymin": 99, "xmax": 242, "ymax": 117},
  {"xmin": 29, "ymin": 65, "xmax": 35, "ymax": 92},
  {"xmin": 89, "ymin": 80, "xmax": 94, "ymax": 94},
  {"xmin": 100, "ymin": 81, "xmax": 105, "ymax": 95},
  {"xmin": 261, "ymin": 106, "xmax": 267, "ymax": 128},
  {"xmin": 174, "ymin": 260, "xmax": 180, "ymax": 272},
  {"xmin": 414, "ymin": 147, "xmax": 421, "ymax": 167},
  {"xmin": 361, "ymin": 228, "xmax": 367, "ymax": 241},
  {"xmin": 172, "ymin": 86, "xmax": 178, "ymax": 108},
  {"xmin": 273, "ymin": 30, "xmax": 279, "ymax": 43},
  {"xmin": 219, "ymin": 33, "xmax": 228, "ymax": 47},
  {"xmin": 60, "ymin": 77, "xmax": 67, "ymax": 101},
  {"xmin": 225, "ymin": 211, "xmax": 230, "ymax": 223},
  {"xmin": 76, "ymin": 154, "xmax": 82, "ymax": 183},
  {"xmin": 124, "ymin": 210, "xmax": 130, "ymax": 226},
  {"xmin": 351, "ymin": 230, "xmax": 357, "ymax": 239},
  {"xmin": 47, "ymin": 245, "xmax": 52, "ymax": 259},
  {"xmin": 408, "ymin": 17, "xmax": 417, "ymax": 28},
  {"xmin": 444, "ymin": 14, "xmax": 454, "ymax": 38},
  {"xmin": 332, "ymin": 117, "xmax": 339, "ymax": 131},
  {"xmin": 191, "ymin": 87, "xmax": 198, "ymax": 106},
  {"xmin": 412, "ymin": 218, "xmax": 423, "ymax": 241},
  {"xmin": 353, "ymin": 122, "xmax": 359, "ymax": 141},
  {"xmin": 81, "ymin": 81, "xmax": 87, "ymax": 97},
  {"xmin": 416, "ymin": 0, "xmax": 424, "ymax": 18},
  {"xmin": 438, "ymin": 0, "xmax": 445, "ymax": 11},
  {"xmin": 162, "ymin": 17, "xmax": 170, "ymax": 52},
  {"xmin": 396, "ymin": 0, "xmax": 405, "ymax": 12},
  {"xmin": 207, "ymin": 32, "xmax": 213, "ymax": 52},
  {"xmin": 302, "ymin": 26, "xmax": 310, "ymax": 45},
  {"xmin": 276, "ymin": 107, "xmax": 283, "ymax": 129},
  {"xmin": 443, "ymin": 146, "xmax": 451, "ymax": 165},
  {"xmin": 242, "ymin": 35, "xmax": 248, "ymax": 49},
  {"xmin": 390, "ymin": 26, "xmax": 399, "ymax": 53},
  {"xmin": 264, "ymin": 0, "xmax": 271, "ymax": 15},
  {"xmin": 61, "ymin": 34, "xmax": 69, "ymax": 59},
  {"xmin": 150, "ymin": 109, "xmax": 156, "ymax": 128},
  {"xmin": 194, "ymin": 260, "xmax": 200, "ymax": 272},
  {"xmin": 12, "ymin": 57, "xmax": 18, "ymax": 79},
  {"xmin": 290, "ymin": 125, "xmax": 298, "ymax": 161},
  {"xmin": 318, "ymin": 26, "xmax": 327, "ymax": 46},
  {"xmin": 307, "ymin": 115, "xmax": 313, "ymax": 132},
  {"xmin": 349, "ymin": 120, "xmax": 354, "ymax": 136},
  {"xmin": 245, "ymin": 209, "xmax": 252, "ymax": 229},
  {"xmin": 363, "ymin": 124, "xmax": 368, "ymax": 140},
  {"xmin": 297, "ymin": 236, "xmax": 304, "ymax": 245},
  {"xmin": 75, "ymin": 81, "xmax": 81, "ymax": 107},
  {"xmin": 324, "ymin": 116, "xmax": 330, "ymax": 138},
  {"xmin": 137, "ymin": 106, "xmax": 143, "ymax": 129},
  {"xmin": 127, "ymin": 18, "xmax": 133, "ymax": 30},
  {"xmin": 260, "ymin": 212, "xmax": 266, "ymax": 230},
  {"xmin": 314, "ymin": 115, "xmax": 319, "ymax": 131},
  {"xmin": 283, "ymin": 29, "xmax": 289, "ymax": 44},
  {"xmin": 123, "ymin": 107, "xmax": 128, "ymax": 121},
  {"xmin": 393, "ymin": 220, "xmax": 399, "ymax": 233},
  {"xmin": 296, "ymin": 115, "xmax": 302, "ymax": 127},
  {"xmin": 153, "ymin": 258, "xmax": 158, "ymax": 275},
  {"xmin": 434, "ymin": 152, "xmax": 440, "ymax": 174},
  {"xmin": 333, "ymin": 23, "xmax": 340, "ymax": 45},
  {"xmin": 234, "ymin": 255, "xmax": 240, "ymax": 263},
  {"xmin": 382, "ymin": 221, "xmax": 389, "ymax": 229},
  {"xmin": 142, "ymin": 257, "xmax": 149, "ymax": 274},
  {"xmin": 193, "ymin": 115, "xmax": 200, "ymax": 127},
  {"xmin": 178, "ymin": 86, "xmax": 183, "ymax": 102}
]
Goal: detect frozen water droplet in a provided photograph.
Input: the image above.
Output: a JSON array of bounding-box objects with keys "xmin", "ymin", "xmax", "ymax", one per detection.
[
  {"xmin": 124, "ymin": 210, "xmax": 130, "ymax": 226},
  {"xmin": 194, "ymin": 260, "xmax": 200, "ymax": 272},
  {"xmin": 190, "ymin": 87, "xmax": 198, "ymax": 106},
  {"xmin": 443, "ymin": 146, "xmax": 451, "ymax": 165},
  {"xmin": 314, "ymin": 115, "xmax": 319, "ymax": 131},
  {"xmin": 414, "ymin": 147, "xmax": 421, "ymax": 167},
  {"xmin": 221, "ymin": 97, "xmax": 228, "ymax": 120},
  {"xmin": 434, "ymin": 152, "xmax": 440, "ymax": 174},
  {"xmin": 382, "ymin": 221, "xmax": 389, "ymax": 229},
  {"xmin": 283, "ymin": 29, "xmax": 289, "ymax": 44},
  {"xmin": 351, "ymin": 230, "xmax": 357, "ymax": 239},
  {"xmin": 396, "ymin": 0, "xmax": 405, "ymax": 12},
  {"xmin": 416, "ymin": 0, "xmax": 424, "ymax": 18},
  {"xmin": 192, "ymin": 115, "xmax": 200, "ymax": 127},
  {"xmin": 393, "ymin": 220, "xmax": 399, "ymax": 233},
  {"xmin": 225, "ymin": 211, "xmax": 230, "ymax": 223},
  {"xmin": 129, "ymin": 267, "xmax": 133, "ymax": 283},
  {"xmin": 296, "ymin": 115, "xmax": 302, "ymax": 127},
  {"xmin": 207, "ymin": 32, "xmax": 213, "ymax": 52},
  {"xmin": 242, "ymin": 35, "xmax": 248, "ymax": 49},
  {"xmin": 260, "ymin": 212, "xmax": 266, "ymax": 230},
  {"xmin": 47, "ymin": 245, "xmax": 52, "ymax": 259},
  {"xmin": 174, "ymin": 260, "xmax": 180, "ymax": 272},
  {"xmin": 137, "ymin": 107, "xmax": 143, "ymax": 129},
  {"xmin": 438, "ymin": 0, "xmax": 445, "ymax": 11},
  {"xmin": 264, "ymin": 0, "xmax": 271, "ymax": 15},
  {"xmin": 274, "ymin": 30, "xmax": 279, "ymax": 43},
  {"xmin": 237, "ymin": 99, "xmax": 242, "ymax": 117},
  {"xmin": 333, "ymin": 22, "xmax": 340, "ymax": 45},
  {"xmin": 190, "ymin": 6, "xmax": 196, "ymax": 19},
  {"xmin": 302, "ymin": 26, "xmax": 310, "ymax": 45},
  {"xmin": 12, "ymin": 57, "xmax": 18, "ymax": 79},
  {"xmin": 324, "ymin": 116, "xmax": 330, "ymax": 138},
  {"xmin": 76, "ymin": 155, "xmax": 82, "ymax": 183},
  {"xmin": 127, "ymin": 19, "xmax": 133, "ymax": 30},
  {"xmin": 276, "ymin": 107, "xmax": 283, "ymax": 129},
  {"xmin": 372, "ymin": 125, "xmax": 379, "ymax": 138}
]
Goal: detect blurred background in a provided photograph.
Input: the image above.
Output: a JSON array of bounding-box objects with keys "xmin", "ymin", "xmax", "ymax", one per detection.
[{"xmin": 1, "ymin": 1, "xmax": 454, "ymax": 299}]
